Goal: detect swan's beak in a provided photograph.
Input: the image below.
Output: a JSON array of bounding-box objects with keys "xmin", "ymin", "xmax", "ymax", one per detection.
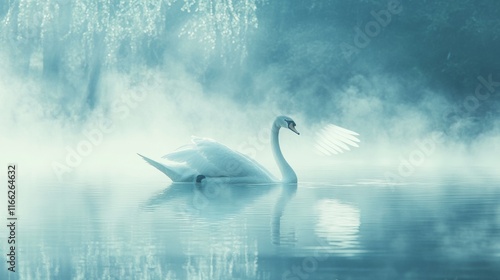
[{"xmin": 288, "ymin": 123, "xmax": 300, "ymax": 135}]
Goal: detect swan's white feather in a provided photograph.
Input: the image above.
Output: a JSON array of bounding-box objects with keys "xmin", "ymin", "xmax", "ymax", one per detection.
[
  {"xmin": 315, "ymin": 124, "xmax": 361, "ymax": 156},
  {"xmin": 159, "ymin": 137, "xmax": 277, "ymax": 182},
  {"xmin": 140, "ymin": 117, "xmax": 360, "ymax": 183}
]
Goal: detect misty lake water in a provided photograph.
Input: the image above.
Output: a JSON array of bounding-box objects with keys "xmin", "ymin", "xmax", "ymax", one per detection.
[
  {"xmin": 3, "ymin": 169, "xmax": 500, "ymax": 280},
  {"xmin": 3, "ymin": 0, "xmax": 500, "ymax": 278}
]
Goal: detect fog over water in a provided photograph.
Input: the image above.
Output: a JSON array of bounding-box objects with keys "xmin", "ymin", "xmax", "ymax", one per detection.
[
  {"xmin": 1, "ymin": 2, "xmax": 500, "ymax": 279},
  {"xmin": 0, "ymin": 0, "xmax": 499, "ymax": 179}
]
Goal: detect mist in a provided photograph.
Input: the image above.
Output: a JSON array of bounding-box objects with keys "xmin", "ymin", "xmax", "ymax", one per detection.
[{"xmin": 1, "ymin": 0, "xmax": 499, "ymax": 182}]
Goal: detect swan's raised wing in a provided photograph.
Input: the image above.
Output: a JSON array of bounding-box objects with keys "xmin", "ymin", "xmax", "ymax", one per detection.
[
  {"xmin": 314, "ymin": 124, "xmax": 360, "ymax": 156},
  {"xmin": 162, "ymin": 137, "xmax": 276, "ymax": 181}
]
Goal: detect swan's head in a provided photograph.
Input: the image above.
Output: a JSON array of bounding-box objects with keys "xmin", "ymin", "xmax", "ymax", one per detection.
[{"xmin": 276, "ymin": 116, "xmax": 300, "ymax": 135}]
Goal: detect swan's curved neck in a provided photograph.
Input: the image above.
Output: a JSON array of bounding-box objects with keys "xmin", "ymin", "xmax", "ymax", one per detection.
[{"xmin": 272, "ymin": 123, "xmax": 297, "ymax": 183}]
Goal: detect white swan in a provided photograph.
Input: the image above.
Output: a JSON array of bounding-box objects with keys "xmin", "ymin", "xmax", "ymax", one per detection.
[{"xmin": 138, "ymin": 116, "xmax": 359, "ymax": 184}]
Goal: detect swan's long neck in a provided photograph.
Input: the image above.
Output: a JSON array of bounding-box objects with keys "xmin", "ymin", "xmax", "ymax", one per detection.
[{"xmin": 272, "ymin": 123, "xmax": 297, "ymax": 183}]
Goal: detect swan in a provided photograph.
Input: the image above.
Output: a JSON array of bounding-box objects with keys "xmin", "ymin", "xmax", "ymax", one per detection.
[{"xmin": 138, "ymin": 116, "xmax": 359, "ymax": 184}]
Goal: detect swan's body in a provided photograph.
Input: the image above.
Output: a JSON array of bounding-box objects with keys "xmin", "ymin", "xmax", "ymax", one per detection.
[
  {"xmin": 140, "ymin": 136, "xmax": 278, "ymax": 183},
  {"xmin": 138, "ymin": 116, "xmax": 358, "ymax": 184}
]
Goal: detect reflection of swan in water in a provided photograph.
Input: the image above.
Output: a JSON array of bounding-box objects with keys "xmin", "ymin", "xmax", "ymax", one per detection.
[
  {"xmin": 143, "ymin": 181, "xmax": 299, "ymax": 249},
  {"xmin": 141, "ymin": 181, "xmax": 272, "ymax": 279},
  {"xmin": 143, "ymin": 181, "xmax": 279, "ymax": 217},
  {"xmin": 143, "ymin": 181, "xmax": 298, "ymax": 242},
  {"xmin": 271, "ymin": 183, "xmax": 297, "ymax": 245},
  {"xmin": 315, "ymin": 199, "xmax": 361, "ymax": 256},
  {"xmin": 139, "ymin": 116, "xmax": 300, "ymax": 183}
]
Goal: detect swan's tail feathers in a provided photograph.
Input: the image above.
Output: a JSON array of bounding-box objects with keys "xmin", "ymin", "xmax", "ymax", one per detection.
[{"xmin": 137, "ymin": 153, "xmax": 184, "ymax": 182}]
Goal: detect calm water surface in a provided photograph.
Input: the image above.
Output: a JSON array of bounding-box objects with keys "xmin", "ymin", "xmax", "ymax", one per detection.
[{"xmin": 3, "ymin": 170, "xmax": 500, "ymax": 279}]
